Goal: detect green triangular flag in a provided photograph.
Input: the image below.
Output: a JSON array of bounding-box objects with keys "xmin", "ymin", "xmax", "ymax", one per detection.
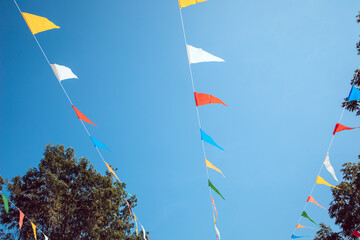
[
  {"xmin": 208, "ymin": 179, "xmax": 225, "ymax": 200},
  {"xmin": 301, "ymin": 211, "xmax": 318, "ymax": 226},
  {"xmin": 115, "ymin": 182, "xmax": 123, "ymax": 191},
  {"xmin": 1, "ymin": 194, "xmax": 9, "ymax": 214}
]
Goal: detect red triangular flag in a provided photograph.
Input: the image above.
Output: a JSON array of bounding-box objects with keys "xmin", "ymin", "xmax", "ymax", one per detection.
[
  {"xmin": 307, "ymin": 195, "xmax": 325, "ymax": 209},
  {"xmin": 19, "ymin": 210, "xmax": 24, "ymax": 229},
  {"xmin": 194, "ymin": 92, "xmax": 227, "ymax": 107},
  {"xmin": 333, "ymin": 123, "xmax": 354, "ymax": 135},
  {"xmin": 352, "ymin": 230, "xmax": 360, "ymax": 237},
  {"xmin": 72, "ymin": 105, "xmax": 97, "ymax": 126}
]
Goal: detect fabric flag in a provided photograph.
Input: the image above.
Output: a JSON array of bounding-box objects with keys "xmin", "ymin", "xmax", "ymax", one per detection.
[
  {"xmin": 348, "ymin": 85, "xmax": 360, "ymax": 102},
  {"xmin": 213, "ymin": 212, "xmax": 216, "ymax": 224},
  {"xmin": 134, "ymin": 214, "xmax": 138, "ymax": 236},
  {"xmin": 104, "ymin": 161, "xmax": 120, "ymax": 182},
  {"xmin": 19, "ymin": 210, "xmax": 24, "ymax": 229},
  {"xmin": 179, "ymin": 0, "xmax": 207, "ymax": 9},
  {"xmin": 323, "ymin": 153, "xmax": 338, "ymax": 182},
  {"xmin": 31, "ymin": 222, "xmax": 37, "ymax": 240},
  {"xmin": 208, "ymin": 179, "xmax": 225, "ymax": 200},
  {"xmin": 115, "ymin": 182, "xmax": 123, "ymax": 191},
  {"xmin": 352, "ymin": 230, "xmax": 360, "ymax": 237},
  {"xmin": 21, "ymin": 13, "xmax": 60, "ymax": 35},
  {"xmin": 51, "ymin": 64, "xmax": 78, "ymax": 82},
  {"xmin": 215, "ymin": 224, "xmax": 221, "ymax": 240},
  {"xmin": 307, "ymin": 195, "xmax": 325, "ymax": 209},
  {"xmin": 211, "ymin": 196, "xmax": 218, "ymax": 215},
  {"xmin": 333, "ymin": 123, "xmax": 355, "ymax": 135},
  {"xmin": 90, "ymin": 136, "xmax": 110, "ymax": 150},
  {"xmin": 205, "ymin": 158, "xmax": 225, "ymax": 177},
  {"xmin": 200, "ymin": 129, "xmax": 224, "ymax": 151},
  {"xmin": 194, "ymin": 92, "xmax": 227, "ymax": 107},
  {"xmin": 141, "ymin": 225, "xmax": 146, "ymax": 240},
  {"xmin": 301, "ymin": 211, "xmax": 318, "ymax": 226},
  {"xmin": 126, "ymin": 200, "xmax": 133, "ymax": 218},
  {"xmin": 187, "ymin": 45, "xmax": 224, "ymax": 64},
  {"xmin": 1, "ymin": 194, "xmax": 9, "ymax": 214},
  {"xmin": 315, "ymin": 176, "xmax": 340, "ymax": 189},
  {"xmin": 43, "ymin": 233, "xmax": 48, "ymax": 240},
  {"xmin": 296, "ymin": 224, "xmax": 306, "ymax": 228},
  {"xmin": 72, "ymin": 106, "xmax": 97, "ymax": 126},
  {"xmin": 291, "ymin": 235, "xmax": 308, "ymax": 239}
]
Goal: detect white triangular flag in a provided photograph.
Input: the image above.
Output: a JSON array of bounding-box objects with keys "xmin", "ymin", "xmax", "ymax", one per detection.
[
  {"xmin": 50, "ymin": 64, "xmax": 78, "ymax": 81},
  {"xmin": 141, "ymin": 225, "xmax": 146, "ymax": 240},
  {"xmin": 323, "ymin": 153, "xmax": 338, "ymax": 182},
  {"xmin": 215, "ymin": 224, "xmax": 221, "ymax": 240},
  {"xmin": 186, "ymin": 45, "xmax": 224, "ymax": 64},
  {"xmin": 43, "ymin": 233, "xmax": 48, "ymax": 240}
]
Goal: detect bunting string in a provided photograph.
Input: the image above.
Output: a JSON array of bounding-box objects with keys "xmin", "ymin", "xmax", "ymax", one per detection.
[{"xmin": 10, "ymin": 0, "xmax": 149, "ymax": 238}]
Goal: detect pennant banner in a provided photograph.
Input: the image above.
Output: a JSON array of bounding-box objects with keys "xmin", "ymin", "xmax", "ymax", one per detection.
[
  {"xmin": 72, "ymin": 106, "xmax": 97, "ymax": 126},
  {"xmin": 291, "ymin": 235, "xmax": 308, "ymax": 239},
  {"xmin": 205, "ymin": 158, "xmax": 225, "ymax": 177},
  {"xmin": 211, "ymin": 196, "xmax": 218, "ymax": 215},
  {"xmin": 215, "ymin": 224, "xmax": 221, "ymax": 240},
  {"xmin": 194, "ymin": 92, "xmax": 227, "ymax": 107},
  {"xmin": 43, "ymin": 233, "xmax": 48, "ymax": 240},
  {"xmin": 333, "ymin": 123, "xmax": 355, "ymax": 135},
  {"xmin": 301, "ymin": 211, "xmax": 318, "ymax": 226},
  {"xmin": 307, "ymin": 195, "xmax": 325, "ymax": 209},
  {"xmin": 315, "ymin": 176, "xmax": 340, "ymax": 189},
  {"xmin": 104, "ymin": 161, "xmax": 120, "ymax": 182},
  {"xmin": 19, "ymin": 210, "xmax": 24, "ymax": 229},
  {"xmin": 348, "ymin": 85, "xmax": 360, "ymax": 102},
  {"xmin": 323, "ymin": 153, "xmax": 338, "ymax": 182},
  {"xmin": 1, "ymin": 194, "xmax": 9, "ymax": 214},
  {"xmin": 51, "ymin": 64, "xmax": 78, "ymax": 82},
  {"xmin": 187, "ymin": 45, "xmax": 224, "ymax": 64},
  {"xmin": 201, "ymin": 129, "xmax": 224, "ymax": 151},
  {"xmin": 179, "ymin": 0, "xmax": 207, "ymax": 9},
  {"xmin": 21, "ymin": 12, "xmax": 60, "ymax": 35},
  {"xmin": 296, "ymin": 224, "xmax": 306, "ymax": 229},
  {"xmin": 353, "ymin": 230, "xmax": 360, "ymax": 237},
  {"xmin": 90, "ymin": 136, "xmax": 110, "ymax": 150},
  {"xmin": 134, "ymin": 213, "xmax": 138, "ymax": 236},
  {"xmin": 141, "ymin": 225, "xmax": 146, "ymax": 240},
  {"xmin": 31, "ymin": 222, "xmax": 37, "ymax": 240},
  {"xmin": 208, "ymin": 179, "xmax": 225, "ymax": 200}
]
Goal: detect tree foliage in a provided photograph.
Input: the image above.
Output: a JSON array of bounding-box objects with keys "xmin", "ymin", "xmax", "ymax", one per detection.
[{"xmin": 0, "ymin": 144, "xmax": 146, "ymax": 240}]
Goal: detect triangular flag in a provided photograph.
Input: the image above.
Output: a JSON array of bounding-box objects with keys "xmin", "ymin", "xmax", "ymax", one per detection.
[
  {"xmin": 179, "ymin": 0, "xmax": 207, "ymax": 8},
  {"xmin": 333, "ymin": 123, "xmax": 355, "ymax": 135},
  {"xmin": 307, "ymin": 195, "xmax": 325, "ymax": 209},
  {"xmin": 208, "ymin": 179, "xmax": 225, "ymax": 200},
  {"xmin": 51, "ymin": 64, "xmax": 78, "ymax": 82},
  {"xmin": 104, "ymin": 161, "xmax": 120, "ymax": 182},
  {"xmin": 21, "ymin": 13, "xmax": 60, "ymax": 35},
  {"xmin": 72, "ymin": 106, "xmax": 97, "ymax": 126},
  {"xmin": 141, "ymin": 225, "xmax": 146, "ymax": 240},
  {"xmin": 200, "ymin": 129, "xmax": 224, "ymax": 151},
  {"xmin": 215, "ymin": 224, "xmax": 221, "ymax": 240},
  {"xmin": 19, "ymin": 210, "xmax": 24, "ymax": 229},
  {"xmin": 296, "ymin": 224, "xmax": 306, "ymax": 228},
  {"xmin": 90, "ymin": 136, "xmax": 110, "ymax": 150},
  {"xmin": 213, "ymin": 212, "xmax": 216, "ymax": 224},
  {"xmin": 323, "ymin": 153, "xmax": 338, "ymax": 182},
  {"xmin": 315, "ymin": 176, "xmax": 340, "ymax": 189},
  {"xmin": 301, "ymin": 211, "xmax": 318, "ymax": 226},
  {"xmin": 291, "ymin": 235, "xmax": 308, "ymax": 239},
  {"xmin": 31, "ymin": 222, "xmax": 37, "ymax": 240},
  {"xmin": 187, "ymin": 45, "xmax": 224, "ymax": 64},
  {"xmin": 1, "ymin": 194, "xmax": 9, "ymax": 214},
  {"xmin": 211, "ymin": 196, "xmax": 218, "ymax": 215},
  {"xmin": 205, "ymin": 158, "xmax": 225, "ymax": 177},
  {"xmin": 194, "ymin": 92, "xmax": 227, "ymax": 107},
  {"xmin": 126, "ymin": 200, "xmax": 133, "ymax": 218},
  {"xmin": 43, "ymin": 233, "xmax": 48, "ymax": 240},
  {"xmin": 348, "ymin": 85, "xmax": 360, "ymax": 102},
  {"xmin": 134, "ymin": 214, "xmax": 138, "ymax": 236},
  {"xmin": 352, "ymin": 230, "xmax": 360, "ymax": 237}
]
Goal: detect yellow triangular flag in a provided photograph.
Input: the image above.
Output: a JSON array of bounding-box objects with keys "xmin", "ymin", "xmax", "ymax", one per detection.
[
  {"xmin": 21, "ymin": 13, "xmax": 60, "ymax": 35},
  {"xmin": 134, "ymin": 214, "xmax": 138, "ymax": 236},
  {"xmin": 31, "ymin": 222, "xmax": 37, "ymax": 240},
  {"xmin": 179, "ymin": 0, "xmax": 207, "ymax": 8},
  {"xmin": 205, "ymin": 158, "xmax": 225, "ymax": 177},
  {"xmin": 315, "ymin": 176, "xmax": 340, "ymax": 189},
  {"xmin": 104, "ymin": 161, "xmax": 120, "ymax": 182},
  {"xmin": 296, "ymin": 224, "xmax": 306, "ymax": 228}
]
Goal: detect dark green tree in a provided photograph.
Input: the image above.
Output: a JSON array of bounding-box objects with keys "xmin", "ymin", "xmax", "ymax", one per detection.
[{"xmin": 0, "ymin": 144, "xmax": 147, "ymax": 240}]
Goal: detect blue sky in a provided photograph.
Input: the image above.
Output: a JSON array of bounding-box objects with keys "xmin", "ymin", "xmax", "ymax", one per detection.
[{"xmin": 0, "ymin": 0, "xmax": 359, "ymax": 239}]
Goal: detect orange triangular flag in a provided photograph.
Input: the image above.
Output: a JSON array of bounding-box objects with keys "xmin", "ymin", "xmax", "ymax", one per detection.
[
  {"xmin": 19, "ymin": 210, "xmax": 24, "ymax": 229},
  {"xmin": 211, "ymin": 197, "xmax": 218, "ymax": 215},
  {"xmin": 307, "ymin": 195, "xmax": 325, "ymax": 209},
  {"xmin": 296, "ymin": 224, "xmax": 306, "ymax": 228},
  {"xmin": 104, "ymin": 161, "xmax": 120, "ymax": 182},
  {"xmin": 72, "ymin": 105, "xmax": 97, "ymax": 126}
]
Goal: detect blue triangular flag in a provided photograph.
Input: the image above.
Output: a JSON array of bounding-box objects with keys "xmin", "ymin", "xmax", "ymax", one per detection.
[
  {"xmin": 291, "ymin": 235, "xmax": 308, "ymax": 239},
  {"xmin": 90, "ymin": 136, "xmax": 110, "ymax": 151},
  {"xmin": 348, "ymin": 85, "xmax": 360, "ymax": 102},
  {"xmin": 200, "ymin": 129, "xmax": 224, "ymax": 151}
]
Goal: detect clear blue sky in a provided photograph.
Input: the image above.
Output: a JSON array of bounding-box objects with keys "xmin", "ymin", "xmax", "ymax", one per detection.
[{"xmin": 0, "ymin": 0, "xmax": 359, "ymax": 239}]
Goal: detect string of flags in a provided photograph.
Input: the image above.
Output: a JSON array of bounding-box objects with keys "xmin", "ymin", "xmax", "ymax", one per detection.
[
  {"xmin": 178, "ymin": 0, "xmax": 227, "ymax": 238},
  {"xmin": 1, "ymin": 0, "xmax": 150, "ymax": 239},
  {"xmin": 291, "ymin": 80, "xmax": 360, "ymax": 238}
]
